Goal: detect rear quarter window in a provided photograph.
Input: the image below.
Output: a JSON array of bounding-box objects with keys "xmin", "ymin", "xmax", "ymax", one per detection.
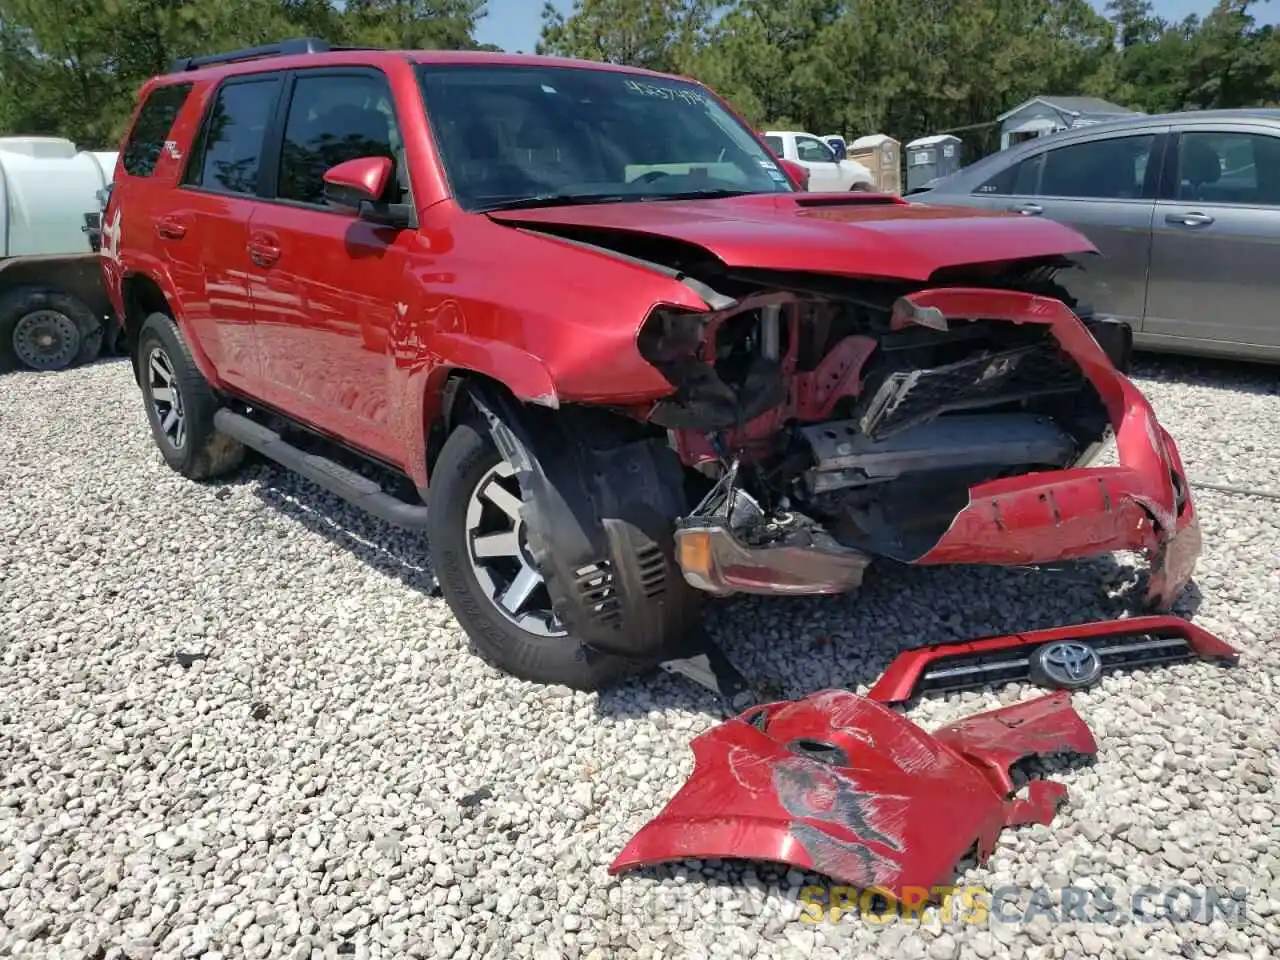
[{"xmin": 121, "ymin": 83, "xmax": 194, "ymax": 177}]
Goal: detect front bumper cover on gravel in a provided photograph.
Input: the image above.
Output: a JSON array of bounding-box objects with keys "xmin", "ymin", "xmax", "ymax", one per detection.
[{"xmin": 610, "ymin": 689, "xmax": 1097, "ymax": 897}]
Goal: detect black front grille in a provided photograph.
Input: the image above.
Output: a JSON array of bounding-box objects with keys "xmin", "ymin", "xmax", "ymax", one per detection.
[
  {"xmin": 855, "ymin": 341, "xmax": 1084, "ymax": 440},
  {"xmin": 916, "ymin": 632, "xmax": 1206, "ymax": 695}
]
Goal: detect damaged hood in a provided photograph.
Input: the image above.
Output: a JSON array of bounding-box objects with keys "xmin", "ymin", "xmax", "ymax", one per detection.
[{"xmin": 487, "ymin": 193, "xmax": 1098, "ymax": 282}]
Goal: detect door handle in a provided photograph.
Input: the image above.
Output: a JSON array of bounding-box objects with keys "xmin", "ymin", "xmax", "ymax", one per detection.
[
  {"xmin": 247, "ymin": 234, "xmax": 280, "ymax": 267},
  {"xmin": 155, "ymin": 217, "xmax": 186, "ymax": 239},
  {"xmin": 1009, "ymin": 202, "xmax": 1043, "ymax": 216},
  {"xmin": 1166, "ymin": 211, "xmax": 1214, "ymax": 227}
]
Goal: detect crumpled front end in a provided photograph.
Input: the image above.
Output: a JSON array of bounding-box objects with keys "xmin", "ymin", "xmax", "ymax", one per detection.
[
  {"xmin": 900, "ymin": 288, "xmax": 1200, "ymax": 611},
  {"xmin": 609, "ymin": 689, "xmax": 1097, "ymax": 897},
  {"xmin": 643, "ymin": 278, "xmax": 1199, "ymax": 611}
]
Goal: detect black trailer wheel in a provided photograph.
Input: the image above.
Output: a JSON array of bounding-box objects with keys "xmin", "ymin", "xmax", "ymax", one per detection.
[
  {"xmin": 427, "ymin": 420, "xmax": 634, "ymax": 691},
  {"xmin": 136, "ymin": 312, "xmax": 245, "ymax": 480},
  {"xmin": 0, "ymin": 286, "xmax": 104, "ymax": 371}
]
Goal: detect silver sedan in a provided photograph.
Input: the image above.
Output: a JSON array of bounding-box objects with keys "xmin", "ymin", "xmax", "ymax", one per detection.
[{"xmin": 908, "ymin": 108, "xmax": 1280, "ymax": 364}]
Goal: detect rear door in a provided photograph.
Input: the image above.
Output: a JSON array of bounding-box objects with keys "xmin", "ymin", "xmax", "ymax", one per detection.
[
  {"xmin": 1144, "ymin": 122, "xmax": 1280, "ymax": 352},
  {"xmin": 172, "ymin": 72, "xmax": 285, "ymax": 389},
  {"xmin": 961, "ymin": 127, "xmax": 1170, "ymax": 329},
  {"xmin": 246, "ymin": 65, "xmax": 416, "ymax": 466}
]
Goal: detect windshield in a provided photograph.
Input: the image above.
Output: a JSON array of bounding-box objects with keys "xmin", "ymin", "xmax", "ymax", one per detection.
[{"xmin": 416, "ymin": 63, "xmax": 795, "ymax": 212}]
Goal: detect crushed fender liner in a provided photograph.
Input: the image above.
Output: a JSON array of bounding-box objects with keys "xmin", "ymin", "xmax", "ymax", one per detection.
[
  {"xmin": 609, "ymin": 690, "xmax": 1096, "ymax": 897},
  {"xmin": 866, "ymin": 615, "xmax": 1241, "ymax": 704},
  {"xmin": 464, "ymin": 384, "xmax": 702, "ymax": 662}
]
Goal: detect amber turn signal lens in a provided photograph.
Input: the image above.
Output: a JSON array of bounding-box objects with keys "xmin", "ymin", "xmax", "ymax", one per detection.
[{"xmin": 676, "ymin": 530, "xmax": 713, "ymax": 578}]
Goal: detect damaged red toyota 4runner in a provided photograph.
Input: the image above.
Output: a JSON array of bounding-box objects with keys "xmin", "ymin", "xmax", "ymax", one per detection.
[{"xmin": 102, "ymin": 40, "xmax": 1201, "ymax": 691}]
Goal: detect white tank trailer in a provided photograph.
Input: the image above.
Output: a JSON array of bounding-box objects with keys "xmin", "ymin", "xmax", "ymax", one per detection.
[{"xmin": 0, "ymin": 136, "xmax": 119, "ymax": 372}]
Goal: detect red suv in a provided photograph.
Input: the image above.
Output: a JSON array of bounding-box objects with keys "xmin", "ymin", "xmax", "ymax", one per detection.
[{"xmin": 102, "ymin": 39, "xmax": 1201, "ymax": 691}]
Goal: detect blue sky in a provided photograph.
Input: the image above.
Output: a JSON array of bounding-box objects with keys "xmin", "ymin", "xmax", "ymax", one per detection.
[{"xmin": 474, "ymin": 0, "xmax": 1280, "ymax": 54}]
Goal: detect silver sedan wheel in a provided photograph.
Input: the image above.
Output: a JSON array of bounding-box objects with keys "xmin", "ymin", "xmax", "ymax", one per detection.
[
  {"xmin": 147, "ymin": 347, "xmax": 187, "ymax": 450},
  {"xmin": 12, "ymin": 310, "xmax": 80, "ymax": 371},
  {"xmin": 465, "ymin": 459, "xmax": 566, "ymax": 638}
]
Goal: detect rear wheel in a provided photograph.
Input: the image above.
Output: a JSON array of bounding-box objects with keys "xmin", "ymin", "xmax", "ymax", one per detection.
[
  {"xmin": 136, "ymin": 312, "xmax": 244, "ymax": 480},
  {"xmin": 427, "ymin": 421, "xmax": 632, "ymax": 690},
  {"xmin": 0, "ymin": 287, "xmax": 102, "ymax": 371}
]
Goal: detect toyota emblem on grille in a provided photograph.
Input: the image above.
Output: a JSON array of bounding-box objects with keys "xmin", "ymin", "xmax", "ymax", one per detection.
[{"xmin": 1034, "ymin": 641, "xmax": 1104, "ymax": 689}]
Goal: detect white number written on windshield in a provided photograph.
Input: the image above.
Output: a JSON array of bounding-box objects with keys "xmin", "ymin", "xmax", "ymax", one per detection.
[{"xmin": 623, "ymin": 79, "xmax": 708, "ymax": 106}]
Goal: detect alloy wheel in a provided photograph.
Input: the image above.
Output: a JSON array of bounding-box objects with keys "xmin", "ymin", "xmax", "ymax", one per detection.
[
  {"xmin": 465, "ymin": 459, "xmax": 566, "ymax": 638},
  {"xmin": 12, "ymin": 310, "xmax": 81, "ymax": 371},
  {"xmin": 147, "ymin": 346, "xmax": 187, "ymax": 450}
]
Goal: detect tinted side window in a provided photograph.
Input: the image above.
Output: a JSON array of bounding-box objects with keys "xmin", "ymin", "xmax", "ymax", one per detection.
[
  {"xmin": 975, "ymin": 154, "xmax": 1044, "ymax": 196},
  {"xmin": 276, "ymin": 72, "xmax": 402, "ymax": 206},
  {"xmin": 122, "ymin": 84, "xmax": 193, "ymax": 177},
  {"xmin": 1177, "ymin": 131, "xmax": 1280, "ymax": 206},
  {"xmin": 184, "ymin": 78, "xmax": 280, "ymax": 196},
  {"xmin": 1039, "ymin": 135, "xmax": 1155, "ymax": 200},
  {"xmin": 764, "ymin": 135, "xmax": 784, "ymax": 155},
  {"xmin": 795, "ymin": 137, "xmax": 833, "ymax": 162}
]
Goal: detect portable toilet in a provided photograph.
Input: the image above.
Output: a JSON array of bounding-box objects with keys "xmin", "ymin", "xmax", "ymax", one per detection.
[
  {"xmin": 849, "ymin": 134, "xmax": 902, "ymax": 194},
  {"xmin": 904, "ymin": 134, "xmax": 962, "ymax": 192}
]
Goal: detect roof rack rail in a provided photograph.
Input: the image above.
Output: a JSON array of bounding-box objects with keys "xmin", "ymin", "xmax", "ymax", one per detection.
[{"xmin": 170, "ymin": 37, "xmax": 336, "ymax": 73}]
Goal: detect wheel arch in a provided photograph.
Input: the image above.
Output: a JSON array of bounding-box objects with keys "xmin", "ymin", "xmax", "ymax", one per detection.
[
  {"xmin": 119, "ymin": 271, "xmax": 233, "ymax": 394},
  {"xmin": 424, "ymin": 369, "xmax": 525, "ymax": 486}
]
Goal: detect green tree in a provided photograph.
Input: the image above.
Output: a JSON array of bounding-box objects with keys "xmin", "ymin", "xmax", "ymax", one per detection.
[
  {"xmin": 536, "ymin": 0, "xmax": 718, "ymax": 73},
  {"xmin": 342, "ymin": 0, "xmax": 488, "ymax": 50},
  {"xmin": 1107, "ymin": 0, "xmax": 1162, "ymax": 49},
  {"xmin": 0, "ymin": 0, "xmax": 491, "ymax": 145}
]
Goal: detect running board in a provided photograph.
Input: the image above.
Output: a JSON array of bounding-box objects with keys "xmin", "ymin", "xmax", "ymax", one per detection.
[{"xmin": 213, "ymin": 409, "xmax": 431, "ymax": 529}]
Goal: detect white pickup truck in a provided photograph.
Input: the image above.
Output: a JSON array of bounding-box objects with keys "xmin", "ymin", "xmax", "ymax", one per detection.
[{"xmin": 763, "ymin": 130, "xmax": 874, "ymax": 191}]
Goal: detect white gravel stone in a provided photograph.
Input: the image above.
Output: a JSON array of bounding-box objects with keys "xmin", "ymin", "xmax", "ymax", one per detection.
[{"xmin": 1, "ymin": 354, "xmax": 1277, "ymax": 959}]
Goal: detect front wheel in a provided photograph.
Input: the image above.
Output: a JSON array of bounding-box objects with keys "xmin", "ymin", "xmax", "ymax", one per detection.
[
  {"xmin": 427, "ymin": 421, "xmax": 632, "ymax": 690},
  {"xmin": 849, "ymin": 181, "xmax": 872, "ymax": 192}
]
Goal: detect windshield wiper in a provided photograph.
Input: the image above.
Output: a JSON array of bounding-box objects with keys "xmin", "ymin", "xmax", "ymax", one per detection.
[
  {"xmin": 477, "ymin": 187, "xmax": 768, "ymax": 213},
  {"xmin": 638, "ymin": 189, "xmax": 760, "ymax": 201},
  {"xmin": 476, "ymin": 193, "xmax": 632, "ymax": 213}
]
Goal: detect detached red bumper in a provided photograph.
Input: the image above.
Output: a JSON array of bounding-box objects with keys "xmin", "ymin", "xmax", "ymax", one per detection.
[{"xmin": 903, "ymin": 289, "xmax": 1200, "ymax": 611}]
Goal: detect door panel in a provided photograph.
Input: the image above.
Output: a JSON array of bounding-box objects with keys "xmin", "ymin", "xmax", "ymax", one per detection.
[
  {"xmin": 960, "ymin": 132, "xmax": 1164, "ymax": 328},
  {"xmin": 248, "ymin": 205, "xmax": 412, "ymax": 463},
  {"xmin": 173, "ymin": 74, "xmax": 284, "ymax": 389},
  {"xmin": 249, "ymin": 67, "xmax": 415, "ymax": 465},
  {"xmin": 1145, "ymin": 129, "xmax": 1280, "ymax": 349}
]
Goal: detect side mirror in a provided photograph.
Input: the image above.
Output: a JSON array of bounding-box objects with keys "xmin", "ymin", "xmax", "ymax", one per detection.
[{"xmin": 322, "ymin": 156, "xmax": 413, "ymax": 228}]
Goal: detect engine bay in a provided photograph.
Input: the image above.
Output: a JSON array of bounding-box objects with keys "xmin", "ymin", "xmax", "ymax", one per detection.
[{"xmin": 635, "ymin": 261, "xmax": 1124, "ymax": 566}]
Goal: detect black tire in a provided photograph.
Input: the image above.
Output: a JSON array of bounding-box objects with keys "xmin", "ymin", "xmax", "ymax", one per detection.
[
  {"xmin": 849, "ymin": 181, "xmax": 872, "ymax": 192},
  {"xmin": 136, "ymin": 312, "xmax": 245, "ymax": 480},
  {"xmin": 0, "ymin": 286, "xmax": 101, "ymax": 371},
  {"xmin": 427, "ymin": 421, "xmax": 633, "ymax": 690}
]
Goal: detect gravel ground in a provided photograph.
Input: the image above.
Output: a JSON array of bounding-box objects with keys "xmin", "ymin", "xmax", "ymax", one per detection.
[{"xmin": 1, "ymin": 354, "xmax": 1277, "ymax": 960}]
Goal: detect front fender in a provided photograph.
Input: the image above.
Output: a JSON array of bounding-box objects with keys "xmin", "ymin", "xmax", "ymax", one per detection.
[{"xmin": 428, "ymin": 333, "xmax": 561, "ymax": 413}]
